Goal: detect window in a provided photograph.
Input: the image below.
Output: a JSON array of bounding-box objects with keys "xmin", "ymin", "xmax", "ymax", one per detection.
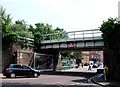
[
  {"xmin": 22, "ymin": 65, "xmax": 30, "ymax": 69},
  {"xmin": 13, "ymin": 65, "xmax": 22, "ymax": 68}
]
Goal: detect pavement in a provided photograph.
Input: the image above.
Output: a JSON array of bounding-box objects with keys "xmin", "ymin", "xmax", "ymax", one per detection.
[
  {"xmin": 92, "ymin": 73, "xmax": 120, "ymax": 87},
  {"xmin": 63, "ymin": 66, "xmax": 120, "ymax": 87}
]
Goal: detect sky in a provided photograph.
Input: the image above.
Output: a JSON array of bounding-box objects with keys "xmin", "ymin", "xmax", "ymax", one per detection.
[{"xmin": 0, "ymin": 0, "xmax": 120, "ymax": 32}]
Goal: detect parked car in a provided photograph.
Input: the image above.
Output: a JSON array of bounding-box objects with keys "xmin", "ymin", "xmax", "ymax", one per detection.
[{"xmin": 2, "ymin": 64, "xmax": 41, "ymax": 78}]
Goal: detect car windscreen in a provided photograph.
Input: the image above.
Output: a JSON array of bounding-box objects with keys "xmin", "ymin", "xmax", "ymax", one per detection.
[{"xmin": 12, "ymin": 65, "xmax": 22, "ymax": 68}]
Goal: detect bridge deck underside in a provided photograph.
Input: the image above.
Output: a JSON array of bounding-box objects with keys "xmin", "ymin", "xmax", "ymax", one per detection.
[{"xmin": 40, "ymin": 37, "xmax": 103, "ymax": 50}]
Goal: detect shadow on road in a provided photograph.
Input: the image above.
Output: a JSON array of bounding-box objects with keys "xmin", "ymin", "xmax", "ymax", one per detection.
[
  {"xmin": 2, "ymin": 71, "xmax": 97, "ymax": 79},
  {"xmin": 2, "ymin": 83, "xmax": 98, "ymax": 87},
  {"xmin": 2, "ymin": 71, "xmax": 99, "ymax": 87},
  {"xmin": 72, "ymin": 79, "xmax": 87, "ymax": 83},
  {"xmin": 42, "ymin": 71, "xmax": 97, "ymax": 78},
  {"xmin": 2, "ymin": 76, "xmax": 39, "ymax": 79}
]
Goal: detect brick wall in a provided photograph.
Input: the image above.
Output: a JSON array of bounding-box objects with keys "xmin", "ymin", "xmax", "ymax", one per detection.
[
  {"xmin": 16, "ymin": 46, "xmax": 34, "ymax": 65},
  {"xmin": 2, "ymin": 45, "xmax": 34, "ymax": 71},
  {"xmin": 2, "ymin": 49, "xmax": 16, "ymax": 70}
]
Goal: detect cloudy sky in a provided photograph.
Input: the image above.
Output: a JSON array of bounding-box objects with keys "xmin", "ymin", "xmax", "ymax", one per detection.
[{"xmin": 0, "ymin": 0, "xmax": 120, "ymax": 31}]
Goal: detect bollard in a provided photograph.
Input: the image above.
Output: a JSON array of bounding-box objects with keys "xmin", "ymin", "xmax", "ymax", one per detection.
[{"xmin": 103, "ymin": 65, "xmax": 108, "ymax": 81}]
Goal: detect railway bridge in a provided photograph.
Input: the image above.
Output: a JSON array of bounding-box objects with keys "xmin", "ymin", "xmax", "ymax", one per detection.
[{"xmin": 36, "ymin": 29, "xmax": 104, "ymax": 71}]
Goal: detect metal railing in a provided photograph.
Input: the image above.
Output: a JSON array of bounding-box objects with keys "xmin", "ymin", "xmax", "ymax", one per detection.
[
  {"xmin": 41, "ymin": 29, "xmax": 102, "ymax": 43},
  {"xmin": 17, "ymin": 29, "xmax": 103, "ymax": 45},
  {"xmin": 18, "ymin": 36, "xmax": 34, "ymax": 46}
]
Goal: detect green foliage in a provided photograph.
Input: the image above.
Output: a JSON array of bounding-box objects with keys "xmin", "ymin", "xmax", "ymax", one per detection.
[
  {"xmin": 100, "ymin": 17, "xmax": 120, "ymax": 49},
  {"xmin": 1, "ymin": 6, "xmax": 67, "ymax": 49},
  {"xmin": 2, "ymin": 32, "xmax": 18, "ymax": 48},
  {"xmin": 1, "ymin": 6, "xmax": 12, "ymax": 38},
  {"xmin": 34, "ymin": 32, "xmax": 42, "ymax": 47},
  {"xmin": 61, "ymin": 52, "xmax": 82, "ymax": 59},
  {"xmin": 1, "ymin": 6, "xmax": 33, "ymax": 49},
  {"xmin": 72, "ymin": 52, "xmax": 82, "ymax": 59},
  {"xmin": 29, "ymin": 23, "xmax": 67, "ymax": 49},
  {"xmin": 11, "ymin": 20, "xmax": 32, "ymax": 38},
  {"xmin": 1, "ymin": 6, "xmax": 17, "ymax": 49},
  {"xmin": 54, "ymin": 27, "xmax": 67, "ymax": 39},
  {"xmin": 61, "ymin": 52, "xmax": 71, "ymax": 58},
  {"xmin": 100, "ymin": 17, "xmax": 120, "ymax": 79}
]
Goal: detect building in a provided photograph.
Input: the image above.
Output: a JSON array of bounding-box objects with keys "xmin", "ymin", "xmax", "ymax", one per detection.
[{"xmin": 82, "ymin": 51, "xmax": 103, "ymax": 65}]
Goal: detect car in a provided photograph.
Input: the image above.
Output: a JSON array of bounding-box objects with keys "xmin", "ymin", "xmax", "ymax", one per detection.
[
  {"xmin": 97, "ymin": 63, "xmax": 104, "ymax": 73},
  {"xmin": 92, "ymin": 64, "xmax": 98, "ymax": 68},
  {"xmin": 2, "ymin": 64, "xmax": 41, "ymax": 78}
]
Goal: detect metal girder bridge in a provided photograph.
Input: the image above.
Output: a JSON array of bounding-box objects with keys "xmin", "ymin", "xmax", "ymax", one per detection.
[{"xmin": 40, "ymin": 29, "xmax": 103, "ymax": 51}]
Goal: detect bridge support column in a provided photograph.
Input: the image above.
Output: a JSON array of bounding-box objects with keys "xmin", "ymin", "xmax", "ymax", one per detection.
[
  {"xmin": 103, "ymin": 49, "xmax": 116, "ymax": 79},
  {"xmin": 53, "ymin": 52, "xmax": 62, "ymax": 72},
  {"xmin": 56, "ymin": 52, "xmax": 62, "ymax": 71}
]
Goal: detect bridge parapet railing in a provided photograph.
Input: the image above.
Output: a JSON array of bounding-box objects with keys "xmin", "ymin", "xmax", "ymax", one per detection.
[
  {"xmin": 18, "ymin": 36, "xmax": 34, "ymax": 46},
  {"xmin": 41, "ymin": 29, "xmax": 102, "ymax": 44}
]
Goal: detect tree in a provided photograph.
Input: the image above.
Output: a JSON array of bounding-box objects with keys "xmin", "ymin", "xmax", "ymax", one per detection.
[
  {"xmin": 29, "ymin": 23, "xmax": 67, "ymax": 50},
  {"xmin": 54, "ymin": 27, "xmax": 67, "ymax": 40},
  {"xmin": 1, "ymin": 6, "xmax": 34, "ymax": 49},
  {"xmin": 61, "ymin": 51, "xmax": 82, "ymax": 60},
  {"xmin": 100, "ymin": 17, "xmax": 120, "ymax": 80},
  {"xmin": 28, "ymin": 23, "xmax": 53, "ymax": 48},
  {"xmin": 1, "ymin": 6, "xmax": 18, "ymax": 49},
  {"xmin": 10, "ymin": 20, "xmax": 31, "ymax": 37},
  {"xmin": 1, "ymin": 6, "xmax": 67, "ymax": 50},
  {"xmin": 10, "ymin": 20, "xmax": 34, "ymax": 47},
  {"xmin": 100, "ymin": 18, "xmax": 120, "ymax": 49}
]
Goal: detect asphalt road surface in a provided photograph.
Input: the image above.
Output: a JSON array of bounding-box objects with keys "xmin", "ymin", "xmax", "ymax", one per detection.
[{"xmin": 1, "ymin": 71, "xmax": 101, "ymax": 87}]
